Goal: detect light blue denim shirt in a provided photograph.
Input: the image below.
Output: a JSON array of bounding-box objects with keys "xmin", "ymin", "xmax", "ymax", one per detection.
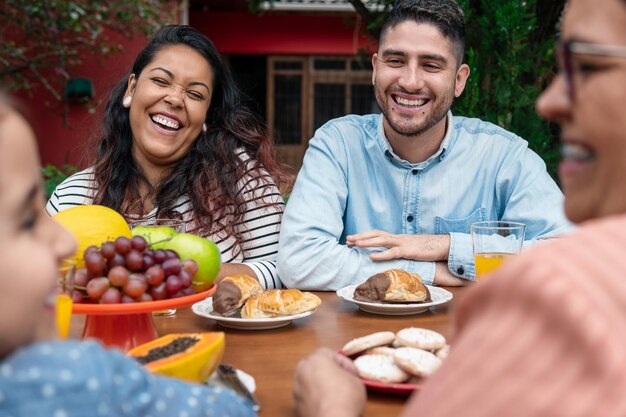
[{"xmin": 278, "ymin": 112, "xmax": 571, "ymax": 290}]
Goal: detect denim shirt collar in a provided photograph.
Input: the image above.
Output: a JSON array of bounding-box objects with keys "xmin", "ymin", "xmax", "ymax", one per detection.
[{"xmin": 376, "ymin": 111, "xmax": 453, "ymax": 170}]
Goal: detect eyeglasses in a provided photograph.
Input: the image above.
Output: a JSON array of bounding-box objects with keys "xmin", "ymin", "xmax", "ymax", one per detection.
[{"xmin": 558, "ymin": 40, "xmax": 626, "ymax": 100}]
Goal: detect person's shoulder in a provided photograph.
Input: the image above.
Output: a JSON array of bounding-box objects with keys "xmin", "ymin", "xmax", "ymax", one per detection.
[
  {"xmin": 452, "ymin": 115, "xmax": 524, "ymax": 145},
  {"xmin": 2, "ymin": 340, "xmax": 113, "ymax": 380},
  {"xmin": 310, "ymin": 114, "xmax": 380, "ymax": 156},
  {"xmin": 53, "ymin": 166, "xmax": 97, "ymax": 191},
  {"xmin": 531, "ymin": 214, "xmax": 626, "ymax": 249},
  {"xmin": 234, "ymin": 147, "xmax": 251, "ymax": 161},
  {"xmin": 563, "ymin": 214, "xmax": 626, "ymax": 248},
  {"xmin": 501, "ymin": 214, "xmax": 626, "ymax": 288},
  {"xmin": 46, "ymin": 166, "xmax": 97, "ymax": 214},
  {"xmin": 316, "ymin": 114, "xmax": 379, "ymax": 137}
]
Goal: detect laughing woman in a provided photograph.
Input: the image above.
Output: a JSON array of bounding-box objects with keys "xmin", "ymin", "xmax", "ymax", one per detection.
[{"xmin": 46, "ymin": 25, "xmax": 288, "ymax": 288}]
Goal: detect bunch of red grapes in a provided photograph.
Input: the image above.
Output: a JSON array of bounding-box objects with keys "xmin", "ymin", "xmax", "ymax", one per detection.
[{"xmin": 72, "ymin": 235, "xmax": 199, "ymax": 304}]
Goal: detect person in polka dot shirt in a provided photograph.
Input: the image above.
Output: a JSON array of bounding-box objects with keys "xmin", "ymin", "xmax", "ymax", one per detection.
[{"xmin": 0, "ymin": 95, "xmax": 256, "ymax": 417}]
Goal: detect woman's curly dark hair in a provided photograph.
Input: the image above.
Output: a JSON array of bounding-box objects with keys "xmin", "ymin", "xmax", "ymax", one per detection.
[{"xmin": 92, "ymin": 25, "xmax": 289, "ymax": 243}]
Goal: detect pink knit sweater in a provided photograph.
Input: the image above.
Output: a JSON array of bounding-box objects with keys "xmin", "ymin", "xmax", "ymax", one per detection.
[{"xmin": 403, "ymin": 214, "xmax": 626, "ymax": 417}]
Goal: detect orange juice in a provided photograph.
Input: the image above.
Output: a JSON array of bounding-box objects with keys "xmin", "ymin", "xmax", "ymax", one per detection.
[
  {"xmin": 474, "ymin": 252, "xmax": 510, "ymax": 278},
  {"xmin": 55, "ymin": 293, "xmax": 73, "ymax": 338}
]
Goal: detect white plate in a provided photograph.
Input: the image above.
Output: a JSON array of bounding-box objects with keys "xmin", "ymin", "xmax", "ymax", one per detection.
[
  {"xmin": 191, "ymin": 298, "xmax": 316, "ymax": 330},
  {"xmin": 336, "ymin": 284, "xmax": 453, "ymax": 315}
]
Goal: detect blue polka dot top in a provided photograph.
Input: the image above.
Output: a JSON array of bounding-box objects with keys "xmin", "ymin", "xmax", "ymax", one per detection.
[{"xmin": 0, "ymin": 340, "xmax": 256, "ymax": 417}]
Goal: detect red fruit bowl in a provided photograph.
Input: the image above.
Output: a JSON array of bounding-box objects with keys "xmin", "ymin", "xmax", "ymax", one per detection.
[{"xmin": 72, "ymin": 286, "xmax": 215, "ymax": 351}]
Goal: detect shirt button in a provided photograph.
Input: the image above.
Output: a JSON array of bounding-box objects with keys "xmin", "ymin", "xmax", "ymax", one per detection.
[
  {"xmin": 406, "ymin": 215, "xmax": 414, "ymax": 222},
  {"xmin": 412, "ymin": 169, "xmax": 418, "ymax": 175},
  {"xmin": 457, "ymin": 266, "xmax": 465, "ymax": 275}
]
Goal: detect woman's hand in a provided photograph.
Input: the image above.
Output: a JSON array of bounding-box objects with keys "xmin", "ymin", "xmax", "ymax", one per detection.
[
  {"xmin": 346, "ymin": 230, "xmax": 450, "ymax": 262},
  {"xmin": 293, "ymin": 348, "xmax": 366, "ymax": 417}
]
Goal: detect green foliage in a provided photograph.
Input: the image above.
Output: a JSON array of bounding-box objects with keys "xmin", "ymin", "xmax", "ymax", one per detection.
[
  {"xmin": 453, "ymin": 0, "xmax": 564, "ymax": 180},
  {"xmin": 0, "ymin": 0, "xmax": 174, "ymax": 101},
  {"xmin": 42, "ymin": 163, "xmax": 78, "ymax": 199}
]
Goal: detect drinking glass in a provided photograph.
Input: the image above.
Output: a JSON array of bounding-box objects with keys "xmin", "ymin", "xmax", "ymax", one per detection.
[
  {"xmin": 471, "ymin": 221, "xmax": 526, "ymax": 279},
  {"xmin": 56, "ymin": 260, "xmax": 75, "ymax": 339},
  {"xmin": 129, "ymin": 218, "xmax": 186, "ymax": 316}
]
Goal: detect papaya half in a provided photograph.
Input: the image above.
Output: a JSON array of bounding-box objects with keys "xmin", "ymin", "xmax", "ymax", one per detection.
[{"xmin": 128, "ymin": 332, "xmax": 225, "ymax": 383}]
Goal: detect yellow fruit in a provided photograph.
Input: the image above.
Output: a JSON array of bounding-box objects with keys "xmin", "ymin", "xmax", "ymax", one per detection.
[{"xmin": 52, "ymin": 205, "xmax": 132, "ymax": 267}]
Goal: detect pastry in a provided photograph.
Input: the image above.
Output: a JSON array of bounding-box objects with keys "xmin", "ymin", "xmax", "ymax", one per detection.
[
  {"xmin": 212, "ymin": 274, "xmax": 264, "ymax": 315},
  {"xmin": 256, "ymin": 289, "xmax": 321, "ymax": 316},
  {"xmin": 241, "ymin": 294, "xmax": 273, "ymax": 318},
  {"xmin": 342, "ymin": 331, "xmax": 396, "ymax": 356},
  {"xmin": 241, "ymin": 289, "xmax": 321, "ymax": 318},
  {"xmin": 353, "ymin": 269, "xmax": 431, "ymax": 303},
  {"xmin": 395, "ymin": 327, "xmax": 446, "ymax": 351},
  {"xmin": 354, "ymin": 354, "xmax": 410, "ymax": 383}
]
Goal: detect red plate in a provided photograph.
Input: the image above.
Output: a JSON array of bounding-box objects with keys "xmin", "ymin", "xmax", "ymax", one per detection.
[
  {"xmin": 72, "ymin": 286, "xmax": 215, "ymax": 315},
  {"xmin": 361, "ymin": 378, "xmax": 421, "ymax": 395},
  {"xmin": 72, "ymin": 286, "xmax": 216, "ymax": 351},
  {"xmin": 339, "ymin": 350, "xmax": 422, "ymax": 395}
]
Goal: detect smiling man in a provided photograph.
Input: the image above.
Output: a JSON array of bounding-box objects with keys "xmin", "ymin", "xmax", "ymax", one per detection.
[{"xmin": 278, "ymin": 0, "xmax": 571, "ymax": 290}]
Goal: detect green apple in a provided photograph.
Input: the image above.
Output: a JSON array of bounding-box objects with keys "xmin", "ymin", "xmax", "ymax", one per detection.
[
  {"xmin": 161, "ymin": 233, "xmax": 221, "ymax": 291},
  {"xmin": 132, "ymin": 226, "xmax": 177, "ymax": 249}
]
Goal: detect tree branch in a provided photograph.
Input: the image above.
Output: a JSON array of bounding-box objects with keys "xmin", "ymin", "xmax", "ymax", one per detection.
[
  {"xmin": 348, "ymin": 0, "xmax": 374, "ymax": 26},
  {"xmin": 28, "ymin": 66, "xmax": 62, "ymax": 101}
]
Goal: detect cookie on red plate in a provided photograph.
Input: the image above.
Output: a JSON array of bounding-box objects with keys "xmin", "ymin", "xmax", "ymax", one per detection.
[
  {"xmin": 365, "ymin": 346, "xmax": 396, "ymax": 357},
  {"xmin": 395, "ymin": 327, "xmax": 446, "ymax": 351},
  {"xmin": 354, "ymin": 354, "xmax": 410, "ymax": 383},
  {"xmin": 435, "ymin": 344, "xmax": 450, "ymax": 359},
  {"xmin": 393, "ymin": 347, "xmax": 442, "ymax": 378},
  {"xmin": 342, "ymin": 331, "xmax": 396, "ymax": 356}
]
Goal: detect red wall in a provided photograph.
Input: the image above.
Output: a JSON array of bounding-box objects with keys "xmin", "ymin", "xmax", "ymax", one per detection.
[
  {"xmin": 31, "ymin": 10, "xmax": 375, "ymax": 168},
  {"xmin": 19, "ymin": 34, "xmax": 149, "ymax": 169},
  {"xmin": 191, "ymin": 11, "xmax": 375, "ymax": 55}
]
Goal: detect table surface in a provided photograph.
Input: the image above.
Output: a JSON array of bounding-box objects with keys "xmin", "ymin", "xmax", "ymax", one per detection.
[{"xmin": 69, "ymin": 287, "xmax": 466, "ymax": 417}]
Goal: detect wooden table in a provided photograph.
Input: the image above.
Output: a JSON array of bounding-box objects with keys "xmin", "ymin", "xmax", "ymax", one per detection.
[{"xmin": 69, "ymin": 287, "xmax": 466, "ymax": 417}]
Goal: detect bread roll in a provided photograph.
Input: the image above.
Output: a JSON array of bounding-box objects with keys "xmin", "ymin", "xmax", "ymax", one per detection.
[
  {"xmin": 212, "ymin": 274, "xmax": 264, "ymax": 314},
  {"xmin": 241, "ymin": 289, "xmax": 321, "ymax": 317},
  {"xmin": 353, "ymin": 269, "xmax": 431, "ymax": 303}
]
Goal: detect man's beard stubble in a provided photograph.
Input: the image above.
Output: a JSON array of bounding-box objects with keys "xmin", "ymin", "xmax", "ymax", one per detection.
[{"xmin": 374, "ymin": 84, "xmax": 454, "ymax": 137}]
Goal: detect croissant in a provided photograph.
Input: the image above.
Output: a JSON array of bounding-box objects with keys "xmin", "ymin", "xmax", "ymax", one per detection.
[
  {"xmin": 353, "ymin": 269, "xmax": 431, "ymax": 303},
  {"xmin": 241, "ymin": 289, "xmax": 321, "ymax": 318},
  {"xmin": 240, "ymin": 294, "xmax": 274, "ymax": 318},
  {"xmin": 212, "ymin": 274, "xmax": 264, "ymax": 314}
]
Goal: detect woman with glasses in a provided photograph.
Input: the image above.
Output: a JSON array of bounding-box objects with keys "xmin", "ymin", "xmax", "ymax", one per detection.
[{"xmin": 293, "ymin": 0, "xmax": 626, "ymax": 415}]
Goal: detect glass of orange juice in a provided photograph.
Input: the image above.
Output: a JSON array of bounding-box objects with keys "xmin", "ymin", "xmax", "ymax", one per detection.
[
  {"xmin": 471, "ymin": 221, "xmax": 526, "ymax": 279},
  {"xmin": 56, "ymin": 260, "xmax": 76, "ymax": 339}
]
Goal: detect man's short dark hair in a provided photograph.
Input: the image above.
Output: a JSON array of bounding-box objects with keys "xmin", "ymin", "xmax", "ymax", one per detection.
[{"xmin": 380, "ymin": 0, "xmax": 465, "ymax": 66}]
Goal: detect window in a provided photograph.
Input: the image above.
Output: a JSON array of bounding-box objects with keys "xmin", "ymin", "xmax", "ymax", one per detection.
[{"xmin": 267, "ymin": 56, "xmax": 377, "ymax": 170}]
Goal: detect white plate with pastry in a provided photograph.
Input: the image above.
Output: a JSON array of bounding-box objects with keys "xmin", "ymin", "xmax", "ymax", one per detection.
[
  {"xmin": 191, "ymin": 297, "xmax": 316, "ymax": 330},
  {"xmin": 337, "ymin": 269, "xmax": 452, "ymax": 315},
  {"xmin": 336, "ymin": 284, "xmax": 453, "ymax": 315},
  {"xmin": 195, "ymin": 275, "xmax": 321, "ymax": 330}
]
